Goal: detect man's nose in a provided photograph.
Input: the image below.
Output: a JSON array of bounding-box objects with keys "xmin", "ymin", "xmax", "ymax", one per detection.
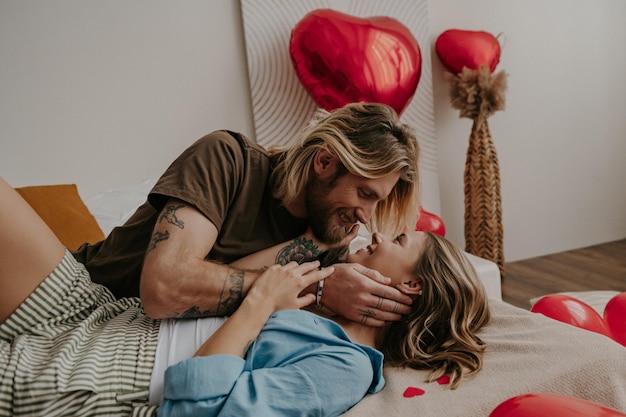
[{"xmin": 356, "ymin": 202, "xmax": 377, "ymax": 224}]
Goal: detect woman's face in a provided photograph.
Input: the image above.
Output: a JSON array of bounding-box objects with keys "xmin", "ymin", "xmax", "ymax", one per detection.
[{"xmin": 348, "ymin": 230, "xmax": 428, "ymax": 285}]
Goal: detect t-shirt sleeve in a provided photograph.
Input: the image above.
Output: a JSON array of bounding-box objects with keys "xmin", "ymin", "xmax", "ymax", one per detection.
[
  {"xmin": 158, "ymin": 347, "xmax": 377, "ymax": 417},
  {"xmin": 147, "ymin": 131, "xmax": 246, "ymax": 230}
]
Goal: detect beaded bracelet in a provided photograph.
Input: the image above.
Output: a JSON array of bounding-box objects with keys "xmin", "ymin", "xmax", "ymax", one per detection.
[{"xmin": 315, "ymin": 278, "xmax": 325, "ymax": 308}]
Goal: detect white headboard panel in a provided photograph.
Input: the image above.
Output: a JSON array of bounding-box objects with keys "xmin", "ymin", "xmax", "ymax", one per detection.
[{"xmin": 240, "ymin": 0, "xmax": 441, "ymax": 214}]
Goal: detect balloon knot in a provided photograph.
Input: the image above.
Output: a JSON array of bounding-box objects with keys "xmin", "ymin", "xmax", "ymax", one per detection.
[{"xmin": 445, "ymin": 66, "xmax": 508, "ymax": 120}]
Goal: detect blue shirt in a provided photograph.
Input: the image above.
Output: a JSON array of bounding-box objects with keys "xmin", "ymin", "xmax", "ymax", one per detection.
[{"xmin": 158, "ymin": 309, "xmax": 385, "ymax": 417}]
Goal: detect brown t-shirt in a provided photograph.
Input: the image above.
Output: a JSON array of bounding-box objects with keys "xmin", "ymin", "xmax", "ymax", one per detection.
[{"xmin": 72, "ymin": 130, "xmax": 308, "ymax": 298}]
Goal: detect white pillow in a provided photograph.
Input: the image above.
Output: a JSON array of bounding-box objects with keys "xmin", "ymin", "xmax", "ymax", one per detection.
[{"xmin": 84, "ymin": 178, "xmax": 157, "ymax": 236}]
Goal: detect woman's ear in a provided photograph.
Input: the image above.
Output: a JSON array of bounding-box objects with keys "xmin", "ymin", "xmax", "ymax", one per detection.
[
  {"xmin": 398, "ymin": 279, "xmax": 422, "ymax": 296},
  {"xmin": 313, "ymin": 148, "xmax": 338, "ymax": 179}
]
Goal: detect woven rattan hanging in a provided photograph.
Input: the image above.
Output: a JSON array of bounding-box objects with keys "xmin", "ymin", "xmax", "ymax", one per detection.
[{"xmin": 446, "ymin": 65, "xmax": 507, "ymax": 274}]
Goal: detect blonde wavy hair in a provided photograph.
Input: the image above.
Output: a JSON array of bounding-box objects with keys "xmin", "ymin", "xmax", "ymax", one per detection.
[
  {"xmin": 268, "ymin": 102, "xmax": 420, "ymax": 235},
  {"xmin": 378, "ymin": 232, "xmax": 491, "ymax": 389}
]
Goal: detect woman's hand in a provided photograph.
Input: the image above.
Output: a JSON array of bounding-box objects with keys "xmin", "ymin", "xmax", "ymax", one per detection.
[
  {"xmin": 320, "ymin": 263, "xmax": 413, "ymax": 327},
  {"xmin": 246, "ymin": 261, "xmax": 335, "ymax": 314},
  {"xmin": 195, "ymin": 261, "xmax": 334, "ymax": 358}
]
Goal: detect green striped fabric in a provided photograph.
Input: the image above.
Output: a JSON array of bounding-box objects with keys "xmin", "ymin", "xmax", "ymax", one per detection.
[{"xmin": 0, "ymin": 251, "xmax": 160, "ymax": 416}]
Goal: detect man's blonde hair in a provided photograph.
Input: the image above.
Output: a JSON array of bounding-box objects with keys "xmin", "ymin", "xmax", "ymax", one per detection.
[{"xmin": 268, "ymin": 102, "xmax": 420, "ymax": 234}]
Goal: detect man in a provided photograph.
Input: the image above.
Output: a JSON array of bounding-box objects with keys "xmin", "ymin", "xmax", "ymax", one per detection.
[{"xmin": 73, "ymin": 102, "xmax": 420, "ymax": 326}]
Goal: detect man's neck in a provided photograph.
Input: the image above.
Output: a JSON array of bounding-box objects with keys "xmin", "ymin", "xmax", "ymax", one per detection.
[{"xmin": 283, "ymin": 196, "xmax": 307, "ymax": 219}]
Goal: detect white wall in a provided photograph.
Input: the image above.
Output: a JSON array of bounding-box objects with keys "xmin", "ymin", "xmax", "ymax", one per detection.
[
  {"xmin": 1, "ymin": 0, "xmax": 625, "ymax": 262},
  {"xmin": 429, "ymin": 0, "xmax": 626, "ymax": 261},
  {"xmin": 0, "ymin": 0, "xmax": 254, "ymax": 193}
]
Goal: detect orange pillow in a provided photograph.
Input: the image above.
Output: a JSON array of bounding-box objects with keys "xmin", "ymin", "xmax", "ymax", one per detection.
[{"xmin": 15, "ymin": 184, "xmax": 105, "ymax": 250}]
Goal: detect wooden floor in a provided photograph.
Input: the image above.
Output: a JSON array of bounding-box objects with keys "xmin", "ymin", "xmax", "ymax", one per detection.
[{"xmin": 500, "ymin": 238, "xmax": 626, "ymax": 309}]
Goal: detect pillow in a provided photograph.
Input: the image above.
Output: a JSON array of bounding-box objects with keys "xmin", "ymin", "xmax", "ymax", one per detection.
[{"xmin": 15, "ymin": 184, "xmax": 105, "ymax": 250}]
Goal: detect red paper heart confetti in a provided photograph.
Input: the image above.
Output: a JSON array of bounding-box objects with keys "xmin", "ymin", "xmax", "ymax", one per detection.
[
  {"xmin": 403, "ymin": 386, "xmax": 426, "ymax": 398},
  {"xmin": 436, "ymin": 375, "xmax": 451, "ymax": 385},
  {"xmin": 290, "ymin": 8, "xmax": 421, "ymax": 115}
]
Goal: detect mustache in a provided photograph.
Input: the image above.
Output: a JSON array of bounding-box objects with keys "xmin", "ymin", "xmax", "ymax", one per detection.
[{"xmin": 337, "ymin": 209, "xmax": 358, "ymax": 225}]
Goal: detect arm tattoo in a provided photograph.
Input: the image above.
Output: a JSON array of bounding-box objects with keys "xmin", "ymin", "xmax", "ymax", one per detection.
[
  {"xmin": 275, "ymin": 237, "xmax": 321, "ymax": 265},
  {"xmin": 172, "ymin": 269, "xmax": 244, "ymax": 319},
  {"xmin": 216, "ymin": 268, "xmax": 245, "ymax": 316},
  {"xmin": 158, "ymin": 204, "xmax": 185, "ymax": 229},
  {"xmin": 147, "ymin": 230, "xmax": 170, "ymax": 252}
]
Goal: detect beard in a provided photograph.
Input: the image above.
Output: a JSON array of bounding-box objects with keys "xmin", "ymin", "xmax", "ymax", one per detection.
[{"xmin": 304, "ymin": 174, "xmax": 353, "ymax": 244}]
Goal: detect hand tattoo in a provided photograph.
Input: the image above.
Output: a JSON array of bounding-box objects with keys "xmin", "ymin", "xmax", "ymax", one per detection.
[{"xmin": 358, "ymin": 308, "xmax": 376, "ymax": 324}]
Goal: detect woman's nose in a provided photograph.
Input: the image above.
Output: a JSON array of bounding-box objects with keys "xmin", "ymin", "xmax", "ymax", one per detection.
[{"xmin": 371, "ymin": 232, "xmax": 386, "ymax": 244}]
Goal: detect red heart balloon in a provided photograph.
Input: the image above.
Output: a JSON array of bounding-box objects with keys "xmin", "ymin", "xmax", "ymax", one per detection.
[
  {"xmin": 435, "ymin": 29, "xmax": 501, "ymax": 74},
  {"xmin": 289, "ymin": 9, "xmax": 421, "ymax": 115},
  {"xmin": 604, "ymin": 292, "xmax": 626, "ymax": 346},
  {"xmin": 415, "ymin": 207, "xmax": 446, "ymax": 237},
  {"xmin": 531, "ymin": 294, "xmax": 623, "ymax": 340},
  {"xmin": 533, "ymin": 292, "xmax": 626, "ymax": 346},
  {"xmin": 489, "ymin": 392, "xmax": 626, "ymax": 417}
]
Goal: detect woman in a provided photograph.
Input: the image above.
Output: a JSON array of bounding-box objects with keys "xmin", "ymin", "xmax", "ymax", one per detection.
[{"xmin": 0, "ymin": 177, "xmax": 490, "ymax": 417}]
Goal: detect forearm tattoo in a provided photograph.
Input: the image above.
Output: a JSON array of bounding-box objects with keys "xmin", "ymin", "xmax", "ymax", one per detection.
[
  {"xmin": 216, "ymin": 268, "xmax": 245, "ymax": 316},
  {"xmin": 275, "ymin": 237, "xmax": 321, "ymax": 265},
  {"xmin": 174, "ymin": 269, "xmax": 245, "ymax": 318},
  {"xmin": 158, "ymin": 204, "xmax": 185, "ymax": 229},
  {"xmin": 178, "ymin": 305, "xmax": 214, "ymax": 319}
]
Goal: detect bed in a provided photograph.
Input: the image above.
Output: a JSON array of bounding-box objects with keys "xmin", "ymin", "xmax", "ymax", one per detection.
[{"xmin": 15, "ymin": 180, "xmax": 626, "ymax": 417}]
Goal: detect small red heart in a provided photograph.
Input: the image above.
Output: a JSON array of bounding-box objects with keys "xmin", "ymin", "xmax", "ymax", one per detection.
[
  {"xmin": 436, "ymin": 375, "xmax": 451, "ymax": 385},
  {"xmin": 290, "ymin": 9, "xmax": 421, "ymax": 115},
  {"xmin": 435, "ymin": 29, "xmax": 501, "ymax": 74},
  {"xmin": 403, "ymin": 386, "xmax": 426, "ymax": 398}
]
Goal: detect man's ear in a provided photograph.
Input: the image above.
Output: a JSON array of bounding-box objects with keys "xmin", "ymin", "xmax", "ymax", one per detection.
[
  {"xmin": 398, "ymin": 279, "xmax": 422, "ymax": 296},
  {"xmin": 313, "ymin": 148, "xmax": 338, "ymax": 179}
]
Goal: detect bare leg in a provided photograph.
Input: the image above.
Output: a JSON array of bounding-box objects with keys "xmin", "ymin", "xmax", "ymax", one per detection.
[{"xmin": 0, "ymin": 177, "xmax": 65, "ymax": 323}]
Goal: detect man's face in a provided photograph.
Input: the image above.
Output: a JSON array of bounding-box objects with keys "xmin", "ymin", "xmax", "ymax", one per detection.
[{"xmin": 305, "ymin": 169, "xmax": 401, "ymax": 244}]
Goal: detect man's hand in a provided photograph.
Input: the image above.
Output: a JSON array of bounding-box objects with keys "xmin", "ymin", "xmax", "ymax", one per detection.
[{"xmin": 320, "ymin": 263, "xmax": 413, "ymax": 327}]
